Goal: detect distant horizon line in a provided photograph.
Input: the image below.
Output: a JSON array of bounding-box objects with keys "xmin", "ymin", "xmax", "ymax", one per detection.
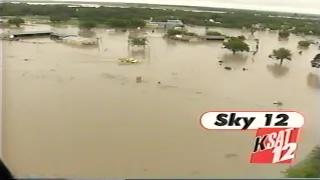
[{"xmin": 4, "ymin": 0, "xmax": 320, "ymax": 15}]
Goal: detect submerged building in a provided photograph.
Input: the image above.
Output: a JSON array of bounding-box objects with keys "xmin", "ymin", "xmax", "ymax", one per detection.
[
  {"xmin": 61, "ymin": 36, "xmax": 98, "ymax": 45},
  {"xmin": 156, "ymin": 19, "xmax": 184, "ymax": 29}
]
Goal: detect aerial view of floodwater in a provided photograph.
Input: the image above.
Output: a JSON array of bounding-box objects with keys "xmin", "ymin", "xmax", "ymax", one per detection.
[{"xmin": 2, "ymin": 24, "xmax": 319, "ymax": 178}]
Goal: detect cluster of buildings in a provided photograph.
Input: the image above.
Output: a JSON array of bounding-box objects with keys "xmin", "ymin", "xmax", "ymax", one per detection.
[
  {"xmin": 0, "ymin": 30, "xmax": 98, "ymax": 45},
  {"xmin": 145, "ymin": 19, "xmax": 184, "ymax": 29}
]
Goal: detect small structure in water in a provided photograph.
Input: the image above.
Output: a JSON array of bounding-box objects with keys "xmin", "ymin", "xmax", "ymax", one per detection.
[
  {"xmin": 273, "ymin": 101, "xmax": 283, "ymax": 106},
  {"xmin": 136, "ymin": 76, "xmax": 142, "ymax": 83},
  {"xmin": 224, "ymin": 66, "xmax": 232, "ymax": 70}
]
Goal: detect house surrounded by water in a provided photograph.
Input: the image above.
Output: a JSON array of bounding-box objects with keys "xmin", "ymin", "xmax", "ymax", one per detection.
[{"xmin": 156, "ymin": 19, "xmax": 184, "ymax": 29}]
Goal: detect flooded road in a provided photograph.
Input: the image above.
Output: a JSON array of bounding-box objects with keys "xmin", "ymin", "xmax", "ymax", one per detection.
[{"xmin": 2, "ymin": 26, "xmax": 320, "ymax": 178}]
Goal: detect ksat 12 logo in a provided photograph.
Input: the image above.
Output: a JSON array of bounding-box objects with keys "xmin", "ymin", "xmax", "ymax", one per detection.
[{"xmin": 200, "ymin": 111, "xmax": 305, "ymax": 164}]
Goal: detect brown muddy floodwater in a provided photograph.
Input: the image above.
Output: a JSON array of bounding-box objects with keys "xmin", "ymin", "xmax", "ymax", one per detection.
[{"xmin": 2, "ymin": 25, "xmax": 320, "ymax": 178}]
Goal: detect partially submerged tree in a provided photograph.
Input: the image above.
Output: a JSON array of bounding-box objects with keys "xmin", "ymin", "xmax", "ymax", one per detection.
[
  {"xmin": 237, "ymin": 35, "xmax": 246, "ymax": 40},
  {"xmin": 166, "ymin": 29, "xmax": 185, "ymax": 37},
  {"xmin": 267, "ymin": 23, "xmax": 282, "ymax": 31},
  {"xmin": 223, "ymin": 38, "xmax": 250, "ymax": 54},
  {"xmin": 8, "ymin": 17, "xmax": 24, "ymax": 27},
  {"xmin": 128, "ymin": 18, "xmax": 146, "ymax": 28},
  {"xmin": 298, "ymin": 40, "xmax": 311, "ymax": 48},
  {"xmin": 79, "ymin": 21, "xmax": 96, "ymax": 30},
  {"xmin": 278, "ymin": 30, "xmax": 290, "ymax": 38},
  {"xmin": 131, "ymin": 37, "xmax": 148, "ymax": 47},
  {"xmin": 293, "ymin": 26, "xmax": 315, "ymax": 35},
  {"xmin": 269, "ymin": 48, "xmax": 292, "ymax": 65},
  {"xmin": 250, "ymin": 26, "xmax": 258, "ymax": 35},
  {"xmin": 49, "ymin": 14, "xmax": 70, "ymax": 23},
  {"xmin": 283, "ymin": 145, "xmax": 320, "ymax": 178}
]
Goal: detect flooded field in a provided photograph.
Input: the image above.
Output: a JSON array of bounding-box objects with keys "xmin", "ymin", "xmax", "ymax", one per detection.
[{"xmin": 2, "ymin": 25, "xmax": 320, "ymax": 178}]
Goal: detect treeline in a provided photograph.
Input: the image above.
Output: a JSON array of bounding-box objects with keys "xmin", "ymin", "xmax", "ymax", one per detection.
[{"xmin": 0, "ymin": 3, "xmax": 320, "ymax": 35}]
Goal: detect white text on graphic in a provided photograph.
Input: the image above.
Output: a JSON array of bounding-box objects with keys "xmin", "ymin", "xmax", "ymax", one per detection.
[
  {"xmin": 214, "ymin": 113, "xmax": 256, "ymax": 129},
  {"xmin": 200, "ymin": 111, "xmax": 304, "ymax": 130},
  {"xmin": 264, "ymin": 113, "xmax": 289, "ymax": 126},
  {"xmin": 253, "ymin": 128, "xmax": 297, "ymax": 163},
  {"xmin": 253, "ymin": 128, "xmax": 293, "ymax": 152},
  {"xmin": 200, "ymin": 111, "xmax": 305, "ymax": 163}
]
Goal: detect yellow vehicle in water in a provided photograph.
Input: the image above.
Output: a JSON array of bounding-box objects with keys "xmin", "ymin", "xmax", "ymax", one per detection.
[{"xmin": 118, "ymin": 57, "xmax": 139, "ymax": 64}]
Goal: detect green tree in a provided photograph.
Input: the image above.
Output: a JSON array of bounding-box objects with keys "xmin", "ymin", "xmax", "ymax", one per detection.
[
  {"xmin": 223, "ymin": 38, "xmax": 250, "ymax": 54},
  {"xmin": 129, "ymin": 18, "xmax": 146, "ymax": 28},
  {"xmin": 166, "ymin": 29, "xmax": 186, "ymax": 36},
  {"xmin": 79, "ymin": 21, "xmax": 96, "ymax": 30},
  {"xmin": 131, "ymin": 37, "xmax": 148, "ymax": 47},
  {"xmin": 293, "ymin": 26, "xmax": 315, "ymax": 35},
  {"xmin": 8, "ymin": 17, "xmax": 24, "ymax": 27},
  {"xmin": 166, "ymin": 29, "xmax": 197, "ymax": 37},
  {"xmin": 49, "ymin": 14, "xmax": 70, "ymax": 23},
  {"xmin": 107, "ymin": 19, "xmax": 128, "ymax": 28},
  {"xmin": 267, "ymin": 23, "xmax": 282, "ymax": 30},
  {"xmin": 269, "ymin": 48, "xmax": 292, "ymax": 65},
  {"xmin": 184, "ymin": 32, "xmax": 197, "ymax": 36},
  {"xmin": 237, "ymin": 35, "xmax": 246, "ymax": 40},
  {"xmin": 106, "ymin": 18, "xmax": 145, "ymax": 28},
  {"xmin": 278, "ymin": 30, "xmax": 290, "ymax": 38},
  {"xmin": 283, "ymin": 145, "xmax": 320, "ymax": 178},
  {"xmin": 250, "ymin": 26, "xmax": 258, "ymax": 35},
  {"xmin": 298, "ymin": 40, "xmax": 311, "ymax": 47}
]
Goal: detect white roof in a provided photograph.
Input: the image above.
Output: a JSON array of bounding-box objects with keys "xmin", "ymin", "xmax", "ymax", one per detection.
[{"xmin": 62, "ymin": 36, "xmax": 95, "ymax": 42}]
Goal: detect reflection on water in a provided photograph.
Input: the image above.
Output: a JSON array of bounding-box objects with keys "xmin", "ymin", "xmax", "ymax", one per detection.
[
  {"xmin": 78, "ymin": 30, "xmax": 97, "ymax": 38},
  {"xmin": 266, "ymin": 63, "xmax": 289, "ymax": 78},
  {"xmin": 5, "ymin": 27, "xmax": 25, "ymax": 32},
  {"xmin": 164, "ymin": 39, "xmax": 178, "ymax": 46},
  {"xmin": 2, "ymin": 25, "xmax": 320, "ymax": 179},
  {"xmin": 307, "ymin": 73, "xmax": 320, "ymax": 89},
  {"xmin": 130, "ymin": 49, "xmax": 147, "ymax": 58},
  {"xmin": 220, "ymin": 53, "xmax": 248, "ymax": 69},
  {"xmin": 60, "ymin": 42, "xmax": 99, "ymax": 50},
  {"xmin": 107, "ymin": 30, "xmax": 127, "ymax": 36},
  {"xmin": 298, "ymin": 46, "xmax": 309, "ymax": 51},
  {"xmin": 278, "ymin": 37, "xmax": 289, "ymax": 42}
]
